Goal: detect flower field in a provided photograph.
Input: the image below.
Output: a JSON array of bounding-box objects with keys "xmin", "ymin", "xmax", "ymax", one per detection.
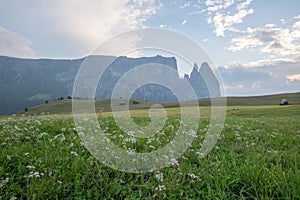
[{"xmin": 0, "ymin": 105, "xmax": 299, "ymax": 199}]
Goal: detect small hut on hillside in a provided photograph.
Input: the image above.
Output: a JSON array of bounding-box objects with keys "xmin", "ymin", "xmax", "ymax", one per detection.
[
  {"xmin": 280, "ymin": 99, "xmax": 289, "ymax": 106},
  {"xmin": 119, "ymin": 101, "xmax": 126, "ymax": 106}
]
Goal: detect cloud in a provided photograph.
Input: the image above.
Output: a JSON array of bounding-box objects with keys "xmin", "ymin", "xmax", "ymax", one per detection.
[
  {"xmin": 219, "ymin": 58, "xmax": 300, "ymax": 95},
  {"xmin": 293, "ymin": 14, "xmax": 300, "ymax": 20},
  {"xmin": 181, "ymin": 19, "xmax": 188, "ymax": 25},
  {"xmin": 0, "ymin": 27, "xmax": 35, "ymax": 58},
  {"xmin": 50, "ymin": 0, "xmax": 162, "ymax": 50},
  {"xmin": 280, "ymin": 19, "xmax": 286, "ymax": 24},
  {"xmin": 227, "ymin": 19, "xmax": 300, "ymax": 60},
  {"xmin": 232, "ymin": 57, "xmax": 298, "ymax": 68},
  {"xmin": 205, "ymin": 0, "xmax": 235, "ymax": 12},
  {"xmin": 0, "ymin": 0, "xmax": 162, "ymax": 57},
  {"xmin": 201, "ymin": 0, "xmax": 254, "ymax": 36},
  {"xmin": 286, "ymin": 74, "xmax": 300, "ymax": 82},
  {"xmin": 179, "ymin": 2, "xmax": 191, "ymax": 9},
  {"xmin": 236, "ymin": 0, "xmax": 252, "ymax": 10},
  {"xmin": 212, "ymin": 8, "xmax": 254, "ymax": 36},
  {"xmin": 227, "ymin": 34, "xmax": 263, "ymax": 51}
]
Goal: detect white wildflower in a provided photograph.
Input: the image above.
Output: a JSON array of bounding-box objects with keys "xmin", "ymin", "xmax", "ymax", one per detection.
[
  {"xmin": 14, "ymin": 126, "xmax": 21, "ymax": 131},
  {"xmin": 70, "ymin": 151, "xmax": 78, "ymax": 156},
  {"xmin": 188, "ymin": 173, "xmax": 200, "ymax": 180},
  {"xmin": 155, "ymin": 172, "xmax": 164, "ymax": 182},
  {"xmin": 155, "ymin": 185, "xmax": 166, "ymax": 191},
  {"xmin": 0, "ymin": 178, "xmax": 10, "ymax": 188},
  {"xmin": 127, "ymin": 131, "xmax": 135, "ymax": 137},
  {"xmin": 170, "ymin": 158, "xmax": 179, "ymax": 166},
  {"xmin": 35, "ymin": 120, "xmax": 41, "ymax": 126},
  {"xmin": 126, "ymin": 149, "xmax": 135, "ymax": 155},
  {"xmin": 187, "ymin": 129, "xmax": 198, "ymax": 138},
  {"xmin": 28, "ymin": 171, "xmax": 44, "ymax": 178},
  {"xmin": 40, "ymin": 132, "xmax": 48, "ymax": 137}
]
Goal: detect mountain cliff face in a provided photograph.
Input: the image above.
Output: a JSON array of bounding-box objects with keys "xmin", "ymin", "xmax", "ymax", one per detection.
[
  {"xmin": 185, "ymin": 63, "xmax": 221, "ymax": 99},
  {"xmin": 0, "ymin": 55, "xmax": 220, "ymax": 115}
]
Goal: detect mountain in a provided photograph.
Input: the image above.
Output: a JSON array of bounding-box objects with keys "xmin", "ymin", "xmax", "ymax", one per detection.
[{"xmin": 0, "ymin": 55, "xmax": 220, "ymax": 115}]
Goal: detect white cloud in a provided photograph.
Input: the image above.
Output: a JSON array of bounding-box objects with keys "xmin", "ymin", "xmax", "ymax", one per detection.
[
  {"xmin": 48, "ymin": 0, "xmax": 162, "ymax": 51},
  {"xmin": 265, "ymin": 24, "xmax": 276, "ymax": 28},
  {"xmin": 240, "ymin": 58, "xmax": 298, "ymax": 68},
  {"xmin": 181, "ymin": 19, "xmax": 188, "ymax": 25},
  {"xmin": 227, "ymin": 35, "xmax": 263, "ymax": 51},
  {"xmin": 286, "ymin": 74, "xmax": 300, "ymax": 82},
  {"xmin": 0, "ymin": 27, "xmax": 35, "ymax": 58},
  {"xmin": 227, "ymin": 21, "xmax": 300, "ymax": 58},
  {"xmin": 252, "ymin": 81, "xmax": 262, "ymax": 89},
  {"xmin": 205, "ymin": 0, "xmax": 234, "ymax": 11},
  {"xmin": 293, "ymin": 14, "xmax": 300, "ymax": 20},
  {"xmin": 202, "ymin": 0, "xmax": 254, "ymax": 36},
  {"xmin": 0, "ymin": 0, "xmax": 162, "ymax": 57},
  {"xmin": 236, "ymin": 0, "xmax": 252, "ymax": 10},
  {"xmin": 180, "ymin": 2, "xmax": 190, "ymax": 8}
]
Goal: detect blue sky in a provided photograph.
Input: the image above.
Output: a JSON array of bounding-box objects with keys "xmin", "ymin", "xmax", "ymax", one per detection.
[{"xmin": 0, "ymin": 0, "xmax": 300, "ymax": 96}]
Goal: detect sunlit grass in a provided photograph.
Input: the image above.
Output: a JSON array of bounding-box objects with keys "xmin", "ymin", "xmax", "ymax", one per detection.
[{"xmin": 0, "ymin": 105, "xmax": 299, "ymax": 199}]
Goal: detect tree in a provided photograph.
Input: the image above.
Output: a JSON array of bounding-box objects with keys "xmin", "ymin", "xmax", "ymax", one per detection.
[
  {"xmin": 45, "ymin": 100, "xmax": 49, "ymax": 104},
  {"xmin": 24, "ymin": 108, "xmax": 28, "ymax": 112},
  {"xmin": 67, "ymin": 96, "xmax": 72, "ymax": 99}
]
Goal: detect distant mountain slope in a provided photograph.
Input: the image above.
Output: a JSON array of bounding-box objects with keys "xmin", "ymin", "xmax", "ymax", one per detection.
[{"xmin": 0, "ymin": 55, "xmax": 220, "ymax": 115}]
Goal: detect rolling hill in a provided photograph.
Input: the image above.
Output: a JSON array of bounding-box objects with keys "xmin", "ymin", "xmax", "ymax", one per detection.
[{"xmin": 16, "ymin": 92, "xmax": 300, "ymax": 115}]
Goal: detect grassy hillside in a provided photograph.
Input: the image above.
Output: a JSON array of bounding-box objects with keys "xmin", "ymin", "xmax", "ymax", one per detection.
[{"xmin": 18, "ymin": 92, "xmax": 300, "ymax": 115}]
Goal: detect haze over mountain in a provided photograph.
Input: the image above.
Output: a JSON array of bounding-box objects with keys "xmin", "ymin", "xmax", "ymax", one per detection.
[{"xmin": 0, "ymin": 55, "xmax": 220, "ymax": 115}]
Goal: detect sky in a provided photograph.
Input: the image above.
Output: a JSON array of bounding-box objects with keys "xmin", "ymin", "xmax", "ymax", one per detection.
[{"xmin": 0, "ymin": 0, "xmax": 300, "ymax": 96}]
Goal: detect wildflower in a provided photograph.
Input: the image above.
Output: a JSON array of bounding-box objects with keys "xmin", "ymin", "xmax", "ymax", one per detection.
[
  {"xmin": 35, "ymin": 120, "xmax": 41, "ymax": 126},
  {"xmin": 26, "ymin": 166, "xmax": 36, "ymax": 169},
  {"xmin": 187, "ymin": 129, "xmax": 198, "ymax": 138},
  {"xmin": 155, "ymin": 185, "xmax": 166, "ymax": 191},
  {"xmin": 70, "ymin": 151, "xmax": 78, "ymax": 156},
  {"xmin": 0, "ymin": 178, "xmax": 10, "ymax": 188},
  {"xmin": 38, "ymin": 132, "xmax": 48, "ymax": 139},
  {"xmin": 126, "ymin": 149, "xmax": 135, "ymax": 155},
  {"xmin": 28, "ymin": 171, "xmax": 44, "ymax": 178},
  {"xmin": 155, "ymin": 172, "xmax": 164, "ymax": 182},
  {"xmin": 188, "ymin": 173, "xmax": 200, "ymax": 180},
  {"xmin": 14, "ymin": 126, "xmax": 21, "ymax": 131},
  {"xmin": 170, "ymin": 158, "xmax": 179, "ymax": 166}
]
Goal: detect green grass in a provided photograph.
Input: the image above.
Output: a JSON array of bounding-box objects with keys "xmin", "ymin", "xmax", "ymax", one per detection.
[
  {"xmin": 17, "ymin": 92, "xmax": 300, "ymax": 115},
  {"xmin": 1, "ymin": 105, "xmax": 300, "ymax": 199}
]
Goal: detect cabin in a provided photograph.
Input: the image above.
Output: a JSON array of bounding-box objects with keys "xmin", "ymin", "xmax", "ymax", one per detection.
[
  {"xmin": 280, "ymin": 99, "xmax": 289, "ymax": 106},
  {"xmin": 119, "ymin": 101, "xmax": 126, "ymax": 106}
]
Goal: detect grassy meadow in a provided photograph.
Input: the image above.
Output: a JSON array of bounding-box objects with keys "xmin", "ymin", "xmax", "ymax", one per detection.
[{"xmin": 0, "ymin": 100, "xmax": 299, "ymax": 199}]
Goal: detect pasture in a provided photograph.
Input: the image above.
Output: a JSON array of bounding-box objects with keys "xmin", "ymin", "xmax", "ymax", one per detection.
[{"xmin": 0, "ymin": 104, "xmax": 299, "ymax": 199}]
